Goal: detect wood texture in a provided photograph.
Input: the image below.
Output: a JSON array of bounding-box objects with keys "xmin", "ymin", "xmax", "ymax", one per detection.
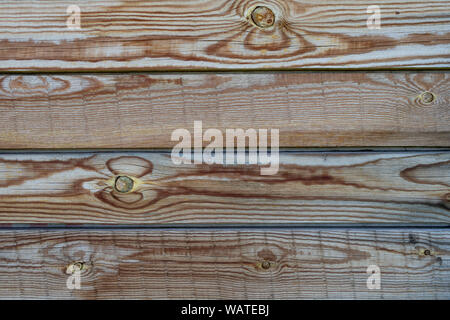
[
  {"xmin": 0, "ymin": 72, "xmax": 449, "ymax": 149},
  {"xmin": 0, "ymin": 151, "xmax": 448, "ymax": 225},
  {"xmin": 0, "ymin": 229, "xmax": 448, "ymax": 299},
  {"xmin": 2, "ymin": 0, "xmax": 449, "ymax": 302},
  {"xmin": 0, "ymin": 0, "xmax": 449, "ymax": 71}
]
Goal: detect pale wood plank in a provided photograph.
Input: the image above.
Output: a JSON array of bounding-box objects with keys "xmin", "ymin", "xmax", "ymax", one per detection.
[
  {"xmin": 0, "ymin": 229, "xmax": 448, "ymax": 299},
  {"xmin": 0, "ymin": 0, "xmax": 449, "ymax": 71},
  {"xmin": 0, "ymin": 72, "xmax": 448, "ymax": 149},
  {"xmin": 0, "ymin": 151, "xmax": 448, "ymax": 225}
]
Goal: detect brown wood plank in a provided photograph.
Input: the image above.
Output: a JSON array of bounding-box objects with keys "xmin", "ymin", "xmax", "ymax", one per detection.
[
  {"xmin": 0, "ymin": 72, "xmax": 448, "ymax": 149},
  {"xmin": 0, "ymin": 228, "xmax": 448, "ymax": 299},
  {"xmin": 0, "ymin": 151, "xmax": 448, "ymax": 225},
  {"xmin": 0, "ymin": 0, "xmax": 449, "ymax": 71}
]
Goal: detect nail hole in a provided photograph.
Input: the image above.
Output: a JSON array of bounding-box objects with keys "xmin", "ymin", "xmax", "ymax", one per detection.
[
  {"xmin": 250, "ymin": 6, "xmax": 275, "ymax": 28},
  {"xmin": 114, "ymin": 176, "xmax": 134, "ymax": 193}
]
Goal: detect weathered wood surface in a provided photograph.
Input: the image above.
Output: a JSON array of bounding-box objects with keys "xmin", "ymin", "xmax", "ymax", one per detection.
[
  {"xmin": 0, "ymin": 229, "xmax": 448, "ymax": 299},
  {"xmin": 0, "ymin": 72, "xmax": 448, "ymax": 149},
  {"xmin": 0, "ymin": 151, "xmax": 448, "ymax": 225},
  {"xmin": 0, "ymin": 0, "xmax": 449, "ymax": 71}
]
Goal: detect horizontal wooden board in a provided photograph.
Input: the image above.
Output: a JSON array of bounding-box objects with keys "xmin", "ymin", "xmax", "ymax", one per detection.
[
  {"xmin": 0, "ymin": 151, "xmax": 449, "ymax": 225},
  {"xmin": 0, "ymin": 228, "xmax": 448, "ymax": 299},
  {"xmin": 0, "ymin": 72, "xmax": 449, "ymax": 149},
  {"xmin": 0, "ymin": 0, "xmax": 449, "ymax": 71}
]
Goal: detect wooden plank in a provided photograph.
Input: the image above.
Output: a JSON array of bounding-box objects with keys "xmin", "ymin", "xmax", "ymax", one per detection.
[
  {"xmin": 0, "ymin": 228, "xmax": 448, "ymax": 299},
  {"xmin": 0, "ymin": 151, "xmax": 448, "ymax": 225},
  {"xmin": 0, "ymin": 72, "xmax": 449, "ymax": 149},
  {"xmin": 0, "ymin": 0, "xmax": 449, "ymax": 71}
]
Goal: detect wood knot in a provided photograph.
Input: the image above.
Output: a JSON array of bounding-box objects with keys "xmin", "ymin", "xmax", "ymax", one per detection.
[
  {"xmin": 65, "ymin": 261, "xmax": 87, "ymax": 275},
  {"xmin": 408, "ymin": 233, "xmax": 418, "ymax": 244},
  {"xmin": 250, "ymin": 6, "xmax": 275, "ymax": 28},
  {"xmin": 416, "ymin": 247, "xmax": 435, "ymax": 257},
  {"xmin": 114, "ymin": 175, "xmax": 134, "ymax": 193},
  {"xmin": 420, "ymin": 91, "xmax": 435, "ymax": 104},
  {"xmin": 257, "ymin": 260, "xmax": 275, "ymax": 271}
]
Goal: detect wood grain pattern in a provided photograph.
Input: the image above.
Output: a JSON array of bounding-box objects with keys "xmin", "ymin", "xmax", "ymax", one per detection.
[
  {"xmin": 0, "ymin": 72, "xmax": 449, "ymax": 149},
  {"xmin": 2, "ymin": 0, "xmax": 449, "ymax": 302},
  {"xmin": 0, "ymin": 0, "xmax": 449, "ymax": 71},
  {"xmin": 0, "ymin": 151, "xmax": 448, "ymax": 225},
  {"xmin": 0, "ymin": 229, "xmax": 448, "ymax": 299}
]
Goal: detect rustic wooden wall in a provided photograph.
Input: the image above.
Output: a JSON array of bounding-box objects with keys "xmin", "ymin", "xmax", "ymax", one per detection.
[{"xmin": 0, "ymin": 0, "xmax": 449, "ymax": 299}]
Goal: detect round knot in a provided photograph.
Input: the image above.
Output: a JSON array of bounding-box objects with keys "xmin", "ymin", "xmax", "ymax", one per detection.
[
  {"xmin": 251, "ymin": 6, "xmax": 275, "ymax": 28},
  {"xmin": 66, "ymin": 261, "xmax": 87, "ymax": 274},
  {"xmin": 420, "ymin": 92, "xmax": 435, "ymax": 104},
  {"xmin": 114, "ymin": 176, "xmax": 134, "ymax": 193}
]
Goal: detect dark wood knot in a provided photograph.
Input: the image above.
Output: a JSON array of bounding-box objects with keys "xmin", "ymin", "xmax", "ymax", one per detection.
[
  {"xmin": 114, "ymin": 176, "xmax": 135, "ymax": 193},
  {"xmin": 250, "ymin": 6, "xmax": 275, "ymax": 28},
  {"xmin": 420, "ymin": 92, "xmax": 435, "ymax": 104}
]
